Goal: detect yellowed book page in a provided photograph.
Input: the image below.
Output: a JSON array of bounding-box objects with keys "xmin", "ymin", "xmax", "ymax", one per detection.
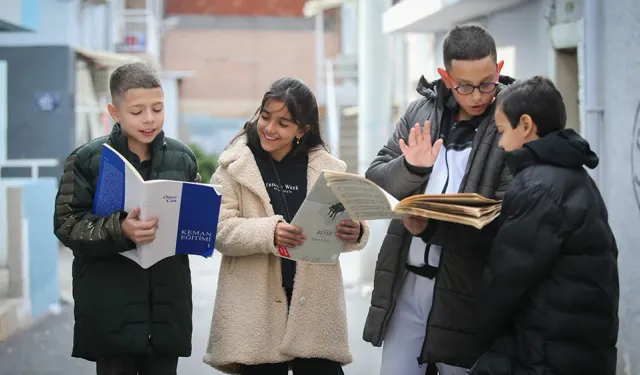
[
  {"xmin": 396, "ymin": 201, "xmax": 501, "ymax": 218},
  {"xmin": 323, "ymin": 171, "xmax": 400, "ymax": 221},
  {"xmin": 395, "ymin": 206, "xmax": 501, "ymax": 229},
  {"xmin": 400, "ymin": 192, "xmax": 501, "ymax": 206}
]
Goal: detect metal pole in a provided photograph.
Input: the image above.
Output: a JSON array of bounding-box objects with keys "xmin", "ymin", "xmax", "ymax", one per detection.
[
  {"xmin": 357, "ymin": 0, "xmax": 392, "ymax": 286},
  {"xmin": 325, "ymin": 60, "xmax": 340, "ymax": 158},
  {"xmin": 0, "ymin": 60, "xmax": 7, "ymax": 269},
  {"xmin": 584, "ymin": 0, "xmax": 602, "ymax": 185},
  {"xmin": 315, "ymin": 11, "xmax": 325, "ymax": 101},
  {"xmin": 357, "ymin": 0, "xmax": 391, "ymax": 174},
  {"xmin": 0, "ymin": 60, "xmax": 6, "ymax": 164}
]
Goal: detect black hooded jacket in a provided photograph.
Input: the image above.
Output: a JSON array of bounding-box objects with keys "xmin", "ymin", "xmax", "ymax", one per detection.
[
  {"xmin": 363, "ymin": 75, "xmax": 516, "ymax": 367},
  {"xmin": 469, "ymin": 129, "xmax": 619, "ymax": 375}
]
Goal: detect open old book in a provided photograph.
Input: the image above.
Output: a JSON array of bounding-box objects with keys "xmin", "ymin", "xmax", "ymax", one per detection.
[
  {"xmin": 322, "ymin": 171, "xmax": 501, "ymax": 230},
  {"xmin": 92, "ymin": 144, "xmax": 222, "ymax": 268},
  {"xmin": 279, "ymin": 171, "xmax": 501, "ymax": 265}
]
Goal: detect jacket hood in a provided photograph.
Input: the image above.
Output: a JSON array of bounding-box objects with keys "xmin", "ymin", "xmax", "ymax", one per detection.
[
  {"xmin": 507, "ymin": 129, "xmax": 599, "ymax": 175},
  {"xmin": 415, "ymin": 74, "xmax": 517, "ymax": 99}
]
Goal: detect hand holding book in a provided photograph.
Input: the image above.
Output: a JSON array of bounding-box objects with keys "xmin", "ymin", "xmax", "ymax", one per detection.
[
  {"xmin": 336, "ymin": 220, "xmax": 361, "ymax": 243},
  {"xmin": 402, "ymin": 215, "xmax": 428, "ymax": 235},
  {"xmin": 93, "ymin": 144, "xmax": 221, "ymax": 268},
  {"xmin": 275, "ymin": 222, "xmax": 306, "ymax": 248},
  {"xmin": 322, "ymin": 171, "xmax": 502, "ymax": 230},
  {"xmin": 121, "ymin": 207, "xmax": 158, "ymax": 245}
]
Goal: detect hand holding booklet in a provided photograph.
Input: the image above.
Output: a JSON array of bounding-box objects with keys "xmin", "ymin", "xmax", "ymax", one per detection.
[
  {"xmin": 92, "ymin": 144, "xmax": 222, "ymax": 268},
  {"xmin": 280, "ymin": 171, "xmax": 501, "ymax": 265},
  {"xmin": 322, "ymin": 171, "xmax": 502, "ymax": 229}
]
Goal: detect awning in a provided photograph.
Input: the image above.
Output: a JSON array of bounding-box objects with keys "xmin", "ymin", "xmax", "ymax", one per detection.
[
  {"xmin": 74, "ymin": 47, "xmax": 142, "ymax": 68},
  {"xmin": 383, "ymin": 0, "xmax": 527, "ymax": 34}
]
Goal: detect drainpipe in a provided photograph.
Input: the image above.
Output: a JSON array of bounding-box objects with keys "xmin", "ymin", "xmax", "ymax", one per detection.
[
  {"xmin": 583, "ymin": 0, "xmax": 603, "ymax": 185},
  {"xmin": 315, "ymin": 10, "xmax": 326, "ymax": 102}
]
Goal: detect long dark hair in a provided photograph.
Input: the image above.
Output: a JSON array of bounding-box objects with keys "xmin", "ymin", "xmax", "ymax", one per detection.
[{"xmin": 227, "ymin": 77, "xmax": 327, "ymax": 154}]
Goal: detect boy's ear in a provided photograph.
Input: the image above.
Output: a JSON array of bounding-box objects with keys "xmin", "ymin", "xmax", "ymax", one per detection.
[
  {"xmin": 437, "ymin": 67, "xmax": 453, "ymax": 89},
  {"xmin": 107, "ymin": 103, "xmax": 120, "ymax": 123},
  {"xmin": 497, "ymin": 60, "xmax": 504, "ymax": 76},
  {"xmin": 520, "ymin": 114, "xmax": 536, "ymax": 136}
]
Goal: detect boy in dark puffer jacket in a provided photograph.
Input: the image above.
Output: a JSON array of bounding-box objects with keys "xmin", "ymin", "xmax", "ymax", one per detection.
[
  {"xmin": 54, "ymin": 62, "xmax": 199, "ymax": 375},
  {"xmin": 469, "ymin": 75, "xmax": 619, "ymax": 375}
]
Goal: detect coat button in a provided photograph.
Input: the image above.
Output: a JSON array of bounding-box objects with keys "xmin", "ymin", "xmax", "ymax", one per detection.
[{"xmin": 299, "ymin": 296, "xmax": 306, "ymax": 305}]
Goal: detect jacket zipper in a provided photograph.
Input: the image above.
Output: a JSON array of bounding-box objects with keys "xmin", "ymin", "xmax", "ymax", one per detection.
[
  {"xmin": 440, "ymin": 129, "xmax": 452, "ymax": 195},
  {"xmin": 417, "ymin": 127, "xmax": 453, "ymax": 366}
]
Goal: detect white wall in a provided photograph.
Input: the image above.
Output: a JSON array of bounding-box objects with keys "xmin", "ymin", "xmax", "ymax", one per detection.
[
  {"xmin": 0, "ymin": 0, "xmax": 113, "ymax": 51},
  {"xmin": 161, "ymin": 77, "xmax": 179, "ymax": 141},
  {"xmin": 599, "ymin": 0, "xmax": 640, "ymax": 373},
  {"xmin": 78, "ymin": 4, "xmax": 113, "ymax": 51},
  {"xmin": 2, "ymin": 0, "xmax": 24, "ymax": 29},
  {"xmin": 484, "ymin": 0, "xmax": 550, "ymax": 79},
  {"xmin": 430, "ymin": 0, "xmax": 550, "ymax": 80},
  {"xmin": 0, "ymin": 0, "xmax": 79, "ymax": 47},
  {"xmin": 406, "ymin": 33, "xmax": 435, "ymax": 100}
]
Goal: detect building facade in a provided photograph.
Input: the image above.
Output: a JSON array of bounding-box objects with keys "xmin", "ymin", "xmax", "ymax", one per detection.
[
  {"xmin": 0, "ymin": 0, "xmax": 167, "ymax": 179},
  {"xmin": 162, "ymin": 0, "xmax": 342, "ymax": 155}
]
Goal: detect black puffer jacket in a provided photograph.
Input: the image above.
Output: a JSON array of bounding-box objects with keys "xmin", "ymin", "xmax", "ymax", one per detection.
[
  {"xmin": 469, "ymin": 129, "xmax": 619, "ymax": 375},
  {"xmin": 53, "ymin": 124, "xmax": 199, "ymax": 361},
  {"xmin": 363, "ymin": 75, "xmax": 515, "ymax": 367}
]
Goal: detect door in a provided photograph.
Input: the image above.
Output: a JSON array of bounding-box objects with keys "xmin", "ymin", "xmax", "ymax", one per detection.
[{"xmin": 554, "ymin": 48, "xmax": 580, "ymax": 133}]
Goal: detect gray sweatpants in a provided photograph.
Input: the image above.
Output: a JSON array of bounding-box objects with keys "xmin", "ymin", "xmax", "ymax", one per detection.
[{"xmin": 380, "ymin": 271, "xmax": 468, "ymax": 375}]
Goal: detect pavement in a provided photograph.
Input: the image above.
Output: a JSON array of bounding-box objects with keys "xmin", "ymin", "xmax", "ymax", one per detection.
[{"xmin": 0, "ymin": 250, "xmax": 382, "ymax": 375}]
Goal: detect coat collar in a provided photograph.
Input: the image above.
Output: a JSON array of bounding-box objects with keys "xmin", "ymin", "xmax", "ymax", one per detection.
[
  {"xmin": 109, "ymin": 123, "xmax": 166, "ymax": 153},
  {"xmin": 109, "ymin": 123, "xmax": 167, "ymax": 179},
  {"xmin": 218, "ymin": 136, "xmax": 346, "ymax": 214}
]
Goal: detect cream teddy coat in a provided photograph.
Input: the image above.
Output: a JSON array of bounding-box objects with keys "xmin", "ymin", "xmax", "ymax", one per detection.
[{"xmin": 203, "ymin": 137, "xmax": 370, "ymax": 374}]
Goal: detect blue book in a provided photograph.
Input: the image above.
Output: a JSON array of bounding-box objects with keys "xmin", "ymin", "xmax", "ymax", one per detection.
[{"xmin": 93, "ymin": 143, "xmax": 222, "ymax": 268}]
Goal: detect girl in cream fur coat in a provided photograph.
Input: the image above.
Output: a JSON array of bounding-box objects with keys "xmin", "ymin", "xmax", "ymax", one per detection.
[{"xmin": 203, "ymin": 78, "xmax": 369, "ymax": 375}]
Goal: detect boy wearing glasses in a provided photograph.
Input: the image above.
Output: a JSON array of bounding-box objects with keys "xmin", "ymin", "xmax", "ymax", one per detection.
[{"xmin": 363, "ymin": 25, "xmax": 514, "ymax": 375}]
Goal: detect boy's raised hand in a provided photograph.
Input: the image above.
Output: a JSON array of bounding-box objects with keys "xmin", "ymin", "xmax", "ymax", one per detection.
[
  {"xmin": 121, "ymin": 207, "xmax": 159, "ymax": 245},
  {"xmin": 399, "ymin": 121, "xmax": 444, "ymax": 168}
]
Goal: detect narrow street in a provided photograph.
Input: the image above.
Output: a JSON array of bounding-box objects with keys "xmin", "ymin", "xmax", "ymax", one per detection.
[{"xmin": 0, "ymin": 254, "xmax": 382, "ymax": 375}]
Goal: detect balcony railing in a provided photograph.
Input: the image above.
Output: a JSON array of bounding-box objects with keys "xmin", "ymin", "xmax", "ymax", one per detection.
[{"xmin": 114, "ymin": 9, "xmax": 160, "ymax": 63}]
